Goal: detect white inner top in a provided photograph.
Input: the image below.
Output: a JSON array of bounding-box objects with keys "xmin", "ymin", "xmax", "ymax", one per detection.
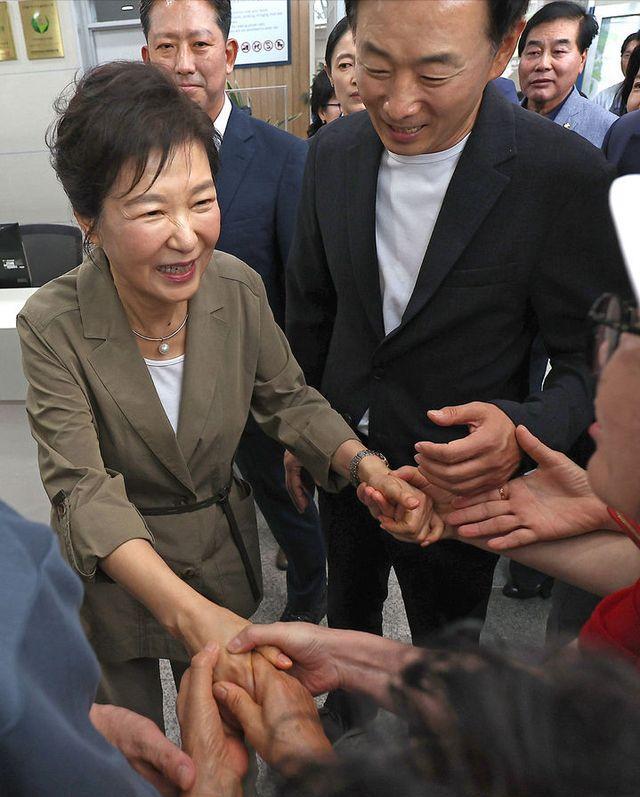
[
  {"xmin": 358, "ymin": 135, "xmax": 469, "ymax": 437},
  {"xmin": 214, "ymin": 94, "xmax": 233, "ymax": 140},
  {"xmin": 144, "ymin": 354, "xmax": 185, "ymax": 434}
]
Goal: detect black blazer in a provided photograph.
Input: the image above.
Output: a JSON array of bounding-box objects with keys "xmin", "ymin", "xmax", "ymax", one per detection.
[
  {"xmin": 215, "ymin": 105, "xmax": 308, "ymax": 326},
  {"xmin": 286, "ymin": 85, "xmax": 631, "ymax": 468}
]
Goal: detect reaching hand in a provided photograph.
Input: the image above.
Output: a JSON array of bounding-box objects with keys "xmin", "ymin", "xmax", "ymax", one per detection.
[
  {"xmin": 184, "ymin": 602, "xmax": 292, "ymax": 700},
  {"xmin": 213, "ymin": 652, "xmax": 333, "ymax": 777},
  {"xmin": 284, "ymin": 450, "xmax": 316, "ymax": 513},
  {"xmin": 227, "ymin": 621, "xmax": 342, "ymax": 696},
  {"xmin": 445, "ymin": 425, "xmax": 608, "ymax": 550},
  {"xmin": 358, "ymin": 466, "xmax": 446, "ymax": 546},
  {"xmin": 415, "ymin": 402, "xmax": 521, "ymax": 495},
  {"xmin": 177, "ymin": 644, "xmax": 249, "ymax": 797},
  {"xmin": 89, "ymin": 703, "xmax": 196, "ymax": 797}
]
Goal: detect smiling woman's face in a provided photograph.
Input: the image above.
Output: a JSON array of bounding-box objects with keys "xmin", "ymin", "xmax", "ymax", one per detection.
[
  {"xmin": 588, "ymin": 333, "xmax": 640, "ymax": 519},
  {"xmin": 92, "ymin": 140, "xmax": 219, "ymax": 309}
]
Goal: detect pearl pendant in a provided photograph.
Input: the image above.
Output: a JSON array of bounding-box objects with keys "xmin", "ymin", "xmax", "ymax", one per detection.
[{"xmin": 158, "ymin": 342, "xmax": 170, "ymax": 355}]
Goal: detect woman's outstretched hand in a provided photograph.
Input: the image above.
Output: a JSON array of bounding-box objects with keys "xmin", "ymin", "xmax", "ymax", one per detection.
[
  {"xmin": 444, "ymin": 425, "xmax": 608, "ymax": 550},
  {"xmin": 357, "ymin": 466, "xmax": 446, "ymax": 546}
]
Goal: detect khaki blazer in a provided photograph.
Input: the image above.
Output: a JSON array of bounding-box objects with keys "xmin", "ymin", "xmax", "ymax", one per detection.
[{"xmin": 18, "ymin": 249, "xmax": 352, "ymax": 662}]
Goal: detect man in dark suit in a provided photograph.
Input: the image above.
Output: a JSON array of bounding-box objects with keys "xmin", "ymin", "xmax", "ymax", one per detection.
[
  {"xmin": 141, "ymin": 0, "xmax": 326, "ymax": 623},
  {"xmin": 286, "ymin": 0, "xmax": 630, "ymax": 732}
]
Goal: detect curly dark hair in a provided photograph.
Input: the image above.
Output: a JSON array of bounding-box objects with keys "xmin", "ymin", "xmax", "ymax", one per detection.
[
  {"xmin": 47, "ymin": 61, "xmax": 218, "ymax": 246},
  {"xmin": 280, "ymin": 642, "xmax": 640, "ymax": 797}
]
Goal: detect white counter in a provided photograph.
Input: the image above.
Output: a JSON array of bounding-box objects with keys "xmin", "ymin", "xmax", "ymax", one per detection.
[{"xmin": 0, "ymin": 287, "xmax": 36, "ymax": 400}]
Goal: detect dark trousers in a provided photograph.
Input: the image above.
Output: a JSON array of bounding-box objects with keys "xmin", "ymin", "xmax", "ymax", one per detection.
[
  {"xmin": 319, "ymin": 486, "xmax": 498, "ymax": 644},
  {"xmin": 319, "ymin": 486, "xmax": 498, "ymax": 728},
  {"xmin": 235, "ymin": 415, "xmax": 326, "ymax": 613}
]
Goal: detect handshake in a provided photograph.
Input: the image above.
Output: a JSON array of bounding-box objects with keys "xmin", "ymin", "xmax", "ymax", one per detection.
[{"xmin": 286, "ymin": 401, "xmax": 524, "ymax": 548}]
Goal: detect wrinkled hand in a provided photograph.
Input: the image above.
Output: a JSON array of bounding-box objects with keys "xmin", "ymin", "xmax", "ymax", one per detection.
[
  {"xmin": 284, "ymin": 450, "xmax": 316, "ymax": 513},
  {"xmin": 358, "ymin": 466, "xmax": 445, "ymax": 546},
  {"xmin": 184, "ymin": 602, "xmax": 291, "ymax": 699},
  {"xmin": 445, "ymin": 425, "xmax": 607, "ymax": 550},
  {"xmin": 89, "ymin": 703, "xmax": 195, "ymax": 797},
  {"xmin": 213, "ymin": 652, "xmax": 333, "ymax": 776},
  {"xmin": 227, "ymin": 621, "xmax": 342, "ymax": 696},
  {"xmin": 415, "ymin": 402, "xmax": 520, "ymax": 495},
  {"xmin": 177, "ymin": 644, "xmax": 248, "ymax": 797}
]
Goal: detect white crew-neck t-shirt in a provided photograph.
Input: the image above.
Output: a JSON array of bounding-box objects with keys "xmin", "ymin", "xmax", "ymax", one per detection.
[
  {"xmin": 358, "ymin": 135, "xmax": 469, "ymax": 437},
  {"xmin": 144, "ymin": 354, "xmax": 185, "ymax": 434}
]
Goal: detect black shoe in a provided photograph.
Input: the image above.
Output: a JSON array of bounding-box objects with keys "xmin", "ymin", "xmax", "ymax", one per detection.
[
  {"xmin": 279, "ymin": 602, "xmax": 326, "ymax": 624},
  {"xmin": 502, "ymin": 576, "xmax": 553, "ymax": 600},
  {"xmin": 275, "ymin": 547, "xmax": 288, "ymax": 571}
]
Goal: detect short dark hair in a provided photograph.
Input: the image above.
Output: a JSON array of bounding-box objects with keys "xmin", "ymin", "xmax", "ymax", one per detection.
[
  {"xmin": 325, "ymin": 16, "xmax": 350, "ymax": 71},
  {"xmin": 139, "ymin": 0, "xmax": 231, "ymax": 41},
  {"xmin": 621, "ymin": 43, "xmax": 640, "ymax": 112},
  {"xmin": 518, "ymin": 1, "xmax": 598, "ymax": 57},
  {"xmin": 47, "ymin": 61, "xmax": 218, "ymax": 244},
  {"xmin": 345, "ymin": 0, "xmax": 529, "ymax": 47},
  {"xmin": 621, "ymin": 30, "xmax": 640, "ymax": 56},
  {"xmin": 308, "ymin": 69, "xmax": 335, "ymax": 137}
]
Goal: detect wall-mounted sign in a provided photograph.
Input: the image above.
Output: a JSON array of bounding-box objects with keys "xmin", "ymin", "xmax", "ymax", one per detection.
[
  {"xmin": 19, "ymin": 0, "xmax": 64, "ymax": 60},
  {"xmin": 0, "ymin": 2, "xmax": 17, "ymax": 60},
  {"xmin": 231, "ymin": 0, "xmax": 290, "ymax": 69}
]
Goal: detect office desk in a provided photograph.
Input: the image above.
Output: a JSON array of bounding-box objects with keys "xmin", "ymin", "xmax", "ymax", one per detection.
[{"xmin": 0, "ymin": 288, "xmax": 36, "ymax": 400}]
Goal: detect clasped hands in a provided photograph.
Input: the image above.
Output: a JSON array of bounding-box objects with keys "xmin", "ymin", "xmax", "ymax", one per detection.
[{"xmin": 339, "ymin": 401, "xmax": 521, "ymax": 547}]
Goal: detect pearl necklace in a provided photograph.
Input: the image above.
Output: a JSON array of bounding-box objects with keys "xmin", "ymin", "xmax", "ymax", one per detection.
[{"xmin": 131, "ymin": 312, "xmax": 189, "ymax": 355}]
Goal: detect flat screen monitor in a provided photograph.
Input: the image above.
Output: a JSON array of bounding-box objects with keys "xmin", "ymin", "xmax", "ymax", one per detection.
[{"xmin": 0, "ymin": 223, "xmax": 31, "ymax": 288}]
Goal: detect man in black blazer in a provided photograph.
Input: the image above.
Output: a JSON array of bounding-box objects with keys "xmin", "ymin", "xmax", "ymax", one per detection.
[
  {"xmin": 286, "ymin": 0, "xmax": 630, "ymax": 730},
  {"xmin": 141, "ymin": 0, "xmax": 326, "ymax": 623}
]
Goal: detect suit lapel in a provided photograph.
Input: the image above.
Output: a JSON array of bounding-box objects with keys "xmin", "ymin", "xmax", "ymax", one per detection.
[
  {"xmin": 217, "ymin": 106, "xmax": 255, "ymax": 217},
  {"xmin": 394, "ymin": 86, "xmax": 516, "ymax": 335},
  {"xmin": 346, "ymin": 117, "xmax": 386, "ymax": 340},
  {"xmin": 78, "ymin": 251, "xmax": 195, "ymax": 493},
  {"xmin": 177, "ymin": 260, "xmax": 229, "ymax": 463}
]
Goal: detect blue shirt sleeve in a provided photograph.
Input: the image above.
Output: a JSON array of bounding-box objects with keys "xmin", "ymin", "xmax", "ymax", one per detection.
[{"xmin": 0, "ymin": 501, "xmax": 159, "ymax": 797}]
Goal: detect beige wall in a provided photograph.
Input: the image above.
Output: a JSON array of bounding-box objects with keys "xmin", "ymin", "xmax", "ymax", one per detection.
[{"xmin": 0, "ymin": 0, "xmax": 80, "ymax": 225}]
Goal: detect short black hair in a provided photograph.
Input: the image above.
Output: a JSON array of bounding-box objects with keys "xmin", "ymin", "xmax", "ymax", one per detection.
[
  {"xmin": 139, "ymin": 0, "xmax": 231, "ymax": 41},
  {"xmin": 308, "ymin": 69, "xmax": 336, "ymax": 137},
  {"xmin": 325, "ymin": 16, "xmax": 350, "ymax": 71},
  {"xmin": 621, "ymin": 44, "xmax": 640, "ymax": 112},
  {"xmin": 47, "ymin": 61, "xmax": 218, "ymax": 246},
  {"xmin": 345, "ymin": 0, "xmax": 529, "ymax": 48},
  {"xmin": 621, "ymin": 30, "xmax": 640, "ymax": 56},
  {"xmin": 518, "ymin": 1, "xmax": 598, "ymax": 57}
]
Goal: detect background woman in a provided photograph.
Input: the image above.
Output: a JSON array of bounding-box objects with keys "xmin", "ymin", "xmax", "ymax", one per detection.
[
  {"xmin": 308, "ymin": 69, "xmax": 342, "ymax": 137},
  {"xmin": 18, "ymin": 61, "xmax": 434, "ymax": 732},
  {"xmin": 323, "ymin": 17, "xmax": 365, "ymax": 117}
]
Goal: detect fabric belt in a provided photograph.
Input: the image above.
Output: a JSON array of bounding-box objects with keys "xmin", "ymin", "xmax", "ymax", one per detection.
[{"xmin": 136, "ymin": 482, "xmax": 261, "ymax": 602}]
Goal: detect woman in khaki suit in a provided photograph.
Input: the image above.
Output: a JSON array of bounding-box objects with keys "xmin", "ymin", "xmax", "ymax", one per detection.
[{"xmin": 17, "ymin": 62, "xmax": 437, "ymax": 730}]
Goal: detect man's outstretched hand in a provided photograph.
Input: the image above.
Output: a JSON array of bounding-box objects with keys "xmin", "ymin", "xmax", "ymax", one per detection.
[{"xmin": 415, "ymin": 402, "xmax": 520, "ymax": 495}]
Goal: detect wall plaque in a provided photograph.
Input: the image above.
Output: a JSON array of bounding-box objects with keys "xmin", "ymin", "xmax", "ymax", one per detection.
[
  {"xmin": 20, "ymin": 0, "xmax": 64, "ymax": 60},
  {"xmin": 0, "ymin": 2, "xmax": 17, "ymax": 60}
]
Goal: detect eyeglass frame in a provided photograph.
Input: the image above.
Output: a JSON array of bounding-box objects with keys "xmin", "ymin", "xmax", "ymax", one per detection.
[{"xmin": 587, "ymin": 292, "xmax": 640, "ymax": 377}]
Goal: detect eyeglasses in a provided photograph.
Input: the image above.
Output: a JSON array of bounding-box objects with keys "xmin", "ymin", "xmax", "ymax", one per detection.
[
  {"xmin": 588, "ymin": 293, "xmax": 640, "ymax": 377},
  {"xmin": 325, "ymin": 103, "xmax": 341, "ymax": 109}
]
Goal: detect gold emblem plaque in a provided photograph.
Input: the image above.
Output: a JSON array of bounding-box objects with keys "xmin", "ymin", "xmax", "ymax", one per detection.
[
  {"xmin": 19, "ymin": 0, "xmax": 64, "ymax": 60},
  {"xmin": 0, "ymin": 2, "xmax": 17, "ymax": 61}
]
